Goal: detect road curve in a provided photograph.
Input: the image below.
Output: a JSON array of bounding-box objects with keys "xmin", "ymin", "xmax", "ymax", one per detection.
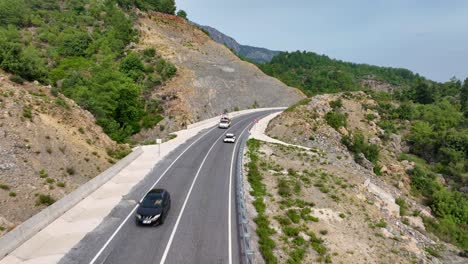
[{"xmin": 59, "ymin": 110, "xmax": 274, "ymax": 264}]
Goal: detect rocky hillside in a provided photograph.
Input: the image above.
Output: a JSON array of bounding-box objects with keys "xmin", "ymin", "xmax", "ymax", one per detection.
[
  {"xmin": 195, "ymin": 24, "xmax": 281, "ymax": 63},
  {"xmin": 0, "ymin": 73, "xmax": 126, "ymax": 236},
  {"xmin": 245, "ymin": 92, "xmax": 466, "ymax": 263},
  {"xmin": 133, "ymin": 12, "xmax": 304, "ymax": 139}
]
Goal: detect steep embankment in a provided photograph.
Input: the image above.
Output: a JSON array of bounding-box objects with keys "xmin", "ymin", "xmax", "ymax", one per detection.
[
  {"xmin": 135, "ymin": 13, "xmax": 304, "ymax": 131},
  {"xmin": 246, "ymin": 92, "xmax": 465, "ymax": 263},
  {"xmin": 0, "ymin": 74, "xmax": 124, "ymax": 236}
]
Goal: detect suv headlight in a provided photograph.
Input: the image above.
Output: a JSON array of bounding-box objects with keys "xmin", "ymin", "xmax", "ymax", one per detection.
[{"xmin": 151, "ymin": 214, "xmax": 161, "ymax": 221}]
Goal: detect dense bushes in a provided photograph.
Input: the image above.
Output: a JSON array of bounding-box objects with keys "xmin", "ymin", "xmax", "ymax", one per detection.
[
  {"xmin": 325, "ymin": 111, "xmax": 347, "ymax": 129},
  {"xmin": 342, "ymin": 132, "xmax": 380, "ymax": 165},
  {"xmin": 259, "ymin": 51, "xmax": 419, "ymax": 96},
  {"xmin": 367, "ymin": 79, "xmax": 468, "ymax": 249},
  {"xmin": 0, "ymin": 0, "xmax": 178, "ymax": 142}
]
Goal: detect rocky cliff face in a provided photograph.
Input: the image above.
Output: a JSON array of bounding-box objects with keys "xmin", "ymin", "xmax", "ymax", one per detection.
[
  {"xmin": 193, "ymin": 24, "xmax": 281, "ymax": 63},
  {"xmin": 136, "ymin": 13, "xmax": 304, "ymax": 135}
]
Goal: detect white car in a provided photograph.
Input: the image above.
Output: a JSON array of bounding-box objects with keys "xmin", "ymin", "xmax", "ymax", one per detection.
[
  {"xmin": 218, "ymin": 115, "xmax": 231, "ymax": 128},
  {"xmin": 223, "ymin": 133, "xmax": 236, "ymax": 143}
]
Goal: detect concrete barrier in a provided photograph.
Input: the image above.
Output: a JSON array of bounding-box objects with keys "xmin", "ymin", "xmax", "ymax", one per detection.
[{"xmin": 0, "ymin": 147, "xmax": 144, "ymax": 258}]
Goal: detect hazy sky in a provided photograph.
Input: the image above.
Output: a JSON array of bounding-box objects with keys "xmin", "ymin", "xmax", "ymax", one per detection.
[{"xmin": 176, "ymin": 0, "xmax": 468, "ymax": 82}]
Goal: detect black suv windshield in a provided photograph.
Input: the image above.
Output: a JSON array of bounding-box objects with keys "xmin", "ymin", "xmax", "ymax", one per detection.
[{"xmin": 141, "ymin": 193, "xmax": 163, "ymax": 208}]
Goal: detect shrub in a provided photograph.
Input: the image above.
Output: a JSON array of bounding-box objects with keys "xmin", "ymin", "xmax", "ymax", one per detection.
[
  {"xmin": 66, "ymin": 167, "xmax": 75, "ymax": 175},
  {"xmin": 366, "ymin": 113, "xmax": 376, "ymax": 121},
  {"xmin": 0, "ymin": 184, "xmax": 10, "ymax": 190},
  {"xmin": 329, "ymin": 99, "xmax": 343, "ymax": 109},
  {"xmin": 176, "ymin": 10, "xmax": 187, "ymax": 19},
  {"xmin": 325, "ymin": 111, "xmax": 347, "ymax": 129},
  {"xmin": 9, "ymin": 75, "xmax": 24, "ymax": 84},
  {"xmin": 278, "ymin": 178, "xmax": 291, "ymax": 197},
  {"xmin": 35, "ymin": 194, "xmax": 55, "ymax": 206},
  {"xmin": 39, "ymin": 169, "xmax": 48, "ymax": 178},
  {"xmin": 57, "ymin": 182, "xmax": 66, "ymax": 188},
  {"xmin": 287, "ymin": 209, "xmax": 301, "ymax": 223},
  {"xmin": 55, "ymin": 97, "xmax": 69, "ymax": 109},
  {"xmin": 107, "ymin": 147, "xmax": 131, "ymax": 160},
  {"xmin": 9, "ymin": 192, "xmax": 16, "ymax": 197},
  {"xmin": 375, "ymin": 219, "xmax": 387, "ymax": 228},
  {"xmin": 342, "ymin": 132, "xmax": 380, "ymax": 164},
  {"xmin": 23, "ymin": 105, "xmax": 33, "ymax": 120},
  {"xmin": 320, "ymin": 229, "xmax": 328, "ymax": 235},
  {"xmin": 45, "ymin": 178, "xmax": 55, "ymax": 184},
  {"xmin": 287, "ymin": 247, "xmax": 306, "ymax": 264},
  {"xmin": 283, "ymin": 226, "xmax": 300, "ymax": 237},
  {"xmin": 395, "ymin": 197, "xmax": 408, "ymax": 216}
]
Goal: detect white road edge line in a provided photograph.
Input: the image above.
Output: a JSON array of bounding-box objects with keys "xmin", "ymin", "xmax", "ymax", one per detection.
[
  {"xmin": 89, "ymin": 126, "xmax": 218, "ymax": 264},
  {"xmin": 228, "ymin": 122, "xmax": 252, "ymax": 264},
  {"xmin": 159, "ymin": 119, "xmax": 248, "ymax": 264}
]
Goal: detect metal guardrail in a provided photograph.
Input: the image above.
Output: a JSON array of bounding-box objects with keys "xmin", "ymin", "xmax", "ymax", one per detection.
[{"xmin": 236, "ymin": 142, "xmax": 255, "ymax": 264}]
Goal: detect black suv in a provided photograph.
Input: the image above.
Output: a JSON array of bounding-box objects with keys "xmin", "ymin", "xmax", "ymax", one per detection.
[{"xmin": 135, "ymin": 189, "xmax": 171, "ymax": 226}]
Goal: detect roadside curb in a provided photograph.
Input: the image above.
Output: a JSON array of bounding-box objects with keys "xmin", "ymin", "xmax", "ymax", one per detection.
[{"xmin": 0, "ymin": 148, "xmax": 144, "ymax": 258}]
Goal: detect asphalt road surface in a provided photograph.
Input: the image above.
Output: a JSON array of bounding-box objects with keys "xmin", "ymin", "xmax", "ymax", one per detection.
[{"xmin": 60, "ymin": 110, "xmax": 275, "ymax": 264}]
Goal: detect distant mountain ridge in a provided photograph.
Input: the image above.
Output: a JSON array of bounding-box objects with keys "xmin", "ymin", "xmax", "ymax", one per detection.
[{"xmin": 194, "ymin": 24, "xmax": 281, "ymax": 63}]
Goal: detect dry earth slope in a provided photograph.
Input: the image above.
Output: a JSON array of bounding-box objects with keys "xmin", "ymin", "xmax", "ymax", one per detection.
[
  {"xmin": 0, "ymin": 74, "xmax": 123, "ymax": 236},
  {"xmin": 245, "ymin": 92, "xmax": 465, "ymax": 263},
  {"xmin": 137, "ymin": 13, "xmax": 304, "ymax": 126}
]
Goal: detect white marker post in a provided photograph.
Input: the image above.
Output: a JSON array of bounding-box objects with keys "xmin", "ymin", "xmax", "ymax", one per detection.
[{"xmin": 156, "ymin": 138, "xmax": 162, "ymax": 156}]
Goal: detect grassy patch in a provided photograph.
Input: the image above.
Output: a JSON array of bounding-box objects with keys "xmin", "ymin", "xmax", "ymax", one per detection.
[
  {"xmin": 395, "ymin": 197, "xmax": 408, "ymax": 216},
  {"xmin": 35, "ymin": 194, "xmax": 55, "ymax": 206},
  {"xmin": 325, "ymin": 111, "xmax": 347, "ymax": 129},
  {"xmin": 39, "ymin": 169, "xmax": 48, "ymax": 178},
  {"xmin": 246, "ymin": 139, "xmax": 277, "ymax": 263}
]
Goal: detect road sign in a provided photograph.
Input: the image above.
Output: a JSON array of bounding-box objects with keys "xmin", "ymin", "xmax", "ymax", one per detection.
[{"xmin": 156, "ymin": 138, "xmax": 162, "ymax": 144}]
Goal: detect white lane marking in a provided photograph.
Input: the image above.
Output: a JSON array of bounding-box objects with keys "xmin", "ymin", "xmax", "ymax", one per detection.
[
  {"xmin": 228, "ymin": 123, "xmax": 252, "ymax": 264},
  {"xmin": 89, "ymin": 126, "xmax": 218, "ymax": 264},
  {"xmin": 159, "ymin": 120, "xmax": 248, "ymax": 264}
]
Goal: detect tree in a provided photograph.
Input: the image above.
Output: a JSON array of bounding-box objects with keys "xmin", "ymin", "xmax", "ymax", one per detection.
[
  {"xmin": 461, "ymin": 78, "xmax": 468, "ymax": 116},
  {"xmin": 414, "ymin": 79, "xmax": 435, "ymax": 104},
  {"xmin": 0, "ymin": 0, "xmax": 28, "ymax": 26},
  {"xmin": 176, "ymin": 10, "xmax": 187, "ymax": 19}
]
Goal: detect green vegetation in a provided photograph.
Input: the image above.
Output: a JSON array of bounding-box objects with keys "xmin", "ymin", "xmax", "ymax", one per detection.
[
  {"xmin": 395, "ymin": 197, "xmax": 408, "ymax": 216},
  {"xmin": 0, "ymin": 184, "xmax": 10, "ymax": 190},
  {"xmin": 365, "ymin": 78, "xmax": 468, "ymax": 250},
  {"xmin": 107, "ymin": 147, "xmax": 131, "ymax": 159},
  {"xmin": 66, "ymin": 167, "xmax": 75, "ymax": 175},
  {"xmin": 342, "ymin": 131, "xmax": 380, "ymax": 172},
  {"xmin": 0, "ymin": 0, "xmax": 177, "ymax": 142},
  {"xmin": 176, "ymin": 10, "xmax": 187, "ymax": 19},
  {"xmin": 35, "ymin": 194, "xmax": 55, "ymax": 206},
  {"xmin": 246, "ymin": 139, "xmax": 277, "ymax": 263},
  {"xmin": 259, "ymin": 51, "xmax": 419, "ymax": 96},
  {"xmin": 375, "ymin": 219, "xmax": 388, "ymax": 228},
  {"xmin": 325, "ymin": 111, "xmax": 347, "ymax": 129},
  {"xmin": 39, "ymin": 169, "xmax": 48, "ymax": 178}
]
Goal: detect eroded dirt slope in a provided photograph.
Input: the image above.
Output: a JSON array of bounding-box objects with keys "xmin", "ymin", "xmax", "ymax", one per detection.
[
  {"xmin": 137, "ymin": 12, "xmax": 304, "ymax": 127},
  {"xmin": 0, "ymin": 75, "xmax": 124, "ymax": 235},
  {"xmin": 247, "ymin": 92, "xmax": 465, "ymax": 263}
]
